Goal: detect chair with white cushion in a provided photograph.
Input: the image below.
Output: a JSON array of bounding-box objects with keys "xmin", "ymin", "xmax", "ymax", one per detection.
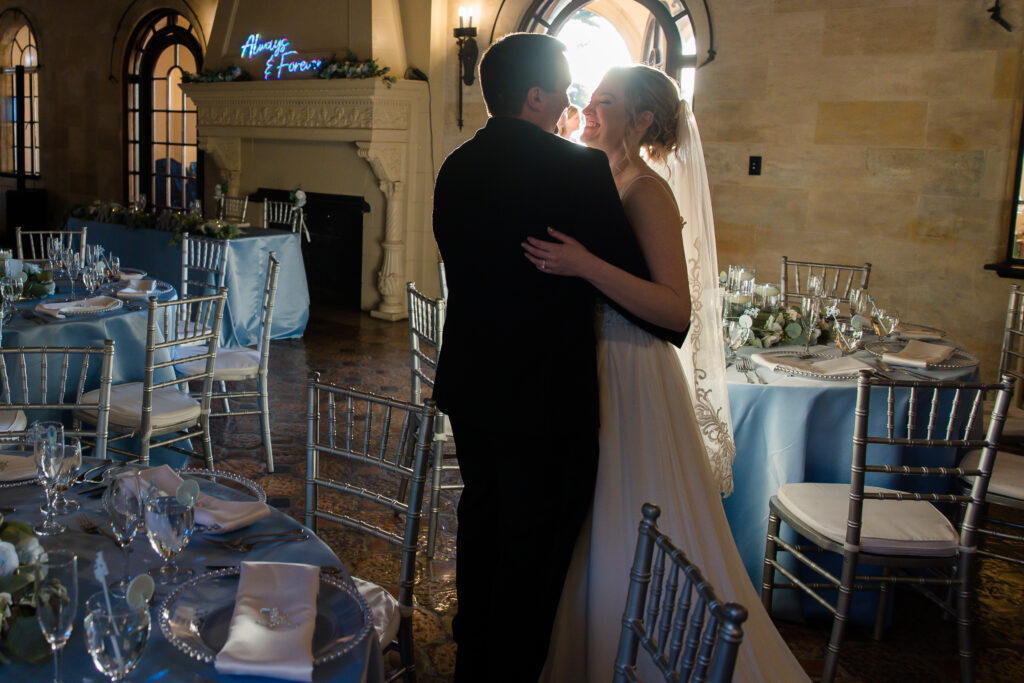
[
  {"xmin": 406, "ymin": 281, "xmax": 459, "ymax": 558},
  {"xmin": 613, "ymin": 503, "xmax": 747, "ymax": 683},
  {"xmin": 779, "ymin": 256, "xmax": 871, "ymax": 306},
  {"xmin": 176, "ymin": 253, "xmax": 280, "ymax": 472},
  {"xmin": 761, "ymin": 370, "xmax": 1014, "ymax": 683},
  {"xmin": 306, "ymin": 374, "xmax": 435, "ymax": 683},
  {"xmin": 0, "ymin": 341, "xmax": 115, "ymax": 458},
  {"xmin": 80, "ymin": 290, "xmax": 226, "ymax": 467},
  {"xmin": 16, "ymin": 226, "xmax": 87, "ymax": 262}
]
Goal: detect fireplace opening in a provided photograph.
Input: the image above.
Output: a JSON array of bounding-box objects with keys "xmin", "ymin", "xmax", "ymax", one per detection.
[{"xmin": 250, "ymin": 188, "xmax": 369, "ymax": 308}]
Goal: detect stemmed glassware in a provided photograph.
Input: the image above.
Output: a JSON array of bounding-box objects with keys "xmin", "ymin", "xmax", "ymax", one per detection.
[
  {"xmin": 66, "ymin": 253, "xmax": 82, "ymax": 297},
  {"xmin": 724, "ymin": 318, "xmax": 751, "ymax": 364},
  {"xmin": 103, "ymin": 473, "xmax": 144, "ymax": 596},
  {"xmin": 801, "ymin": 295, "xmax": 821, "ymax": 353},
  {"xmin": 34, "ymin": 550, "xmax": 78, "ymax": 683},
  {"xmin": 49, "ymin": 439, "xmax": 82, "ymax": 516},
  {"xmin": 1, "ymin": 275, "xmax": 21, "ymax": 323},
  {"xmin": 84, "ymin": 592, "xmax": 151, "ymax": 681},
  {"xmin": 144, "ymin": 487, "xmax": 196, "ymax": 585},
  {"xmin": 875, "ymin": 308, "xmax": 901, "ymax": 340},
  {"xmin": 34, "ymin": 421, "xmax": 67, "ymax": 536}
]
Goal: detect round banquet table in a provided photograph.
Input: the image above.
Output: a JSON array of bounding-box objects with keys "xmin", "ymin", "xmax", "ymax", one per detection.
[
  {"xmin": 721, "ymin": 341, "xmax": 980, "ymax": 619},
  {"xmin": 0, "ymin": 470, "xmax": 384, "ymax": 682}
]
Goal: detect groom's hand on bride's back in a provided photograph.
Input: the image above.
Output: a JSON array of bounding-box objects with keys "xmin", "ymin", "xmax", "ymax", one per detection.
[{"xmin": 522, "ymin": 227, "xmax": 594, "ymax": 278}]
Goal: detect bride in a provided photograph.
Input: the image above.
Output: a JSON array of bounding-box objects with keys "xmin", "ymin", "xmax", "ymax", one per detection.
[{"xmin": 523, "ymin": 65, "xmax": 809, "ymax": 682}]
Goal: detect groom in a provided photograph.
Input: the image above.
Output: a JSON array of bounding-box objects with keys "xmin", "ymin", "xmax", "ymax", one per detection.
[{"xmin": 433, "ymin": 33, "xmax": 664, "ymax": 681}]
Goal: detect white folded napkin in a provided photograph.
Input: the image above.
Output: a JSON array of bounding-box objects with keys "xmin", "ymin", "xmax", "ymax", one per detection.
[
  {"xmin": 126, "ymin": 279, "xmax": 157, "ymax": 293},
  {"xmin": 35, "ymin": 295, "xmax": 120, "ymax": 319},
  {"xmin": 135, "ymin": 465, "xmax": 270, "ymax": 532},
  {"xmin": 896, "ymin": 323, "xmax": 945, "ymax": 340},
  {"xmin": 882, "ymin": 340, "xmax": 955, "ymax": 369},
  {"xmin": 118, "ymin": 270, "xmax": 144, "ymax": 281},
  {"xmin": 752, "ymin": 352, "xmax": 872, "ymax": 378},
  {"xmin": 0, "ymin": 454, "xmax": 36, "ymax": 482},
  {"xmin": 215, "ymin": 561, "xmax": 320, "ymax": 681}
]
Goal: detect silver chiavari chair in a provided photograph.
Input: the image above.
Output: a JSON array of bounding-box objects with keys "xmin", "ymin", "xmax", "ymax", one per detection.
[
  {"xmin": 761, "ymin": 370, "xmax": 1014, "ymax": 683},
  {"xmin": 306, "ymin": 375, "xmax": 435, "ymax": 683},
  {"xmin": 956, "ymin": 284, "xmax": 1024, "ymax": 565},
  {"xmin": 263, "ymin": 200, "xmax": 299, "ymax": 231},
  {"xmin": 0, "ymin": 341, "xmax": 115, "ymax": 458},
  {"xmin": 16, "ymin": 226, "xmax": 87, "ymax": 262},
  {"xmin": 176, "ymin": 254, "xmax": 280, "ymax": 472},
  {"xmin": 614, "ymin": 503, "xmax": 747, "ymax": 683},
  {"xmin": 79, "ymin": 290, "xmax": 226, "ymax": 468},
  {"xmin": 779, "ymin": 256, "xmax": 871, "ymax": 305},
  {"xmin": 217, "ymin": 195, "xmax": 249, "ymax": 223},
  {"xmin": 406, "ymin": 282, "xmax": 460, "ymax": 558},
  {"xmin": 180, "ymin": 232, "xmax": 228, "ymax": 298}
]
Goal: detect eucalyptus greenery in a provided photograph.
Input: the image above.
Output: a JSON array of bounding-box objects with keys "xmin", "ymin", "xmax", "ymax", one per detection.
[
  {"xmin": 68, "ymin": 202, "xmax": 242, "ymax": 244},
  {"xmin": 181, "ymin": 65, "xmax": 251, "ymax": 83},
  {"xmin": 318, "ymin": 52, "xmax": 396, "ymax": 87},
  {"xmin": 0, "ymin": 515, "xmax": 50, "ymax": 665}
]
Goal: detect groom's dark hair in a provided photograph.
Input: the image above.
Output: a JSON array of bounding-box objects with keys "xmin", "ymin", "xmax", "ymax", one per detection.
[{"xmin": 480, "ymin": 33, "xmax": 568, "ymax": 118}]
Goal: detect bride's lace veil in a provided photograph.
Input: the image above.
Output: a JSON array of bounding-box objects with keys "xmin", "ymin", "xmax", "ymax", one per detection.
[{"xmin": 653, "ymin": 100, "xmax": 736, "ymax": 495}]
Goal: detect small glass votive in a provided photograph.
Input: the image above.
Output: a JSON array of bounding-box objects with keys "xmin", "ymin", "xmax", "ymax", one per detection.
[
  {"xmin": 723, "ymin": 290, "xmax": 753, "ymax": 318},
  {"xmin": 754, "ymin": 282, "xmax": 781, "ymax": 313},
  {"xmin": 727, "ymin": 265, "xmax": 756, "ymax": 293}
]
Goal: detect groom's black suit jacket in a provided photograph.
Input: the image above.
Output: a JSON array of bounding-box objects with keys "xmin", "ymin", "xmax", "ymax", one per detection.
[{"xmin": 433, "ymin": 117, "xmax": 684, "ymax": 437}]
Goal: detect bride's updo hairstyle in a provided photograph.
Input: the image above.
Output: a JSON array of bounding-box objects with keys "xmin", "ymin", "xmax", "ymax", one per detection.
[{"xmin": 607, "ymin": 65, "xmax": 682, "ymax": 163}]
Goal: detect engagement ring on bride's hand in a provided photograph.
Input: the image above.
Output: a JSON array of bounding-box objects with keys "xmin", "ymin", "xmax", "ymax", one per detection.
[{"xmin": 541, "ymin": 260, "xmax": 546, "ymax": 270}]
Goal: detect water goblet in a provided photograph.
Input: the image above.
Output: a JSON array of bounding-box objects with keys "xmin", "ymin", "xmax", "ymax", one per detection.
[
  {"xmin": 103, "ymin": 473, "xmax": 144, "ymax": 596},
  {"xmin": 82, "ymin": 269, "xmax": 99, "ymax": 295},
  {"xmin": 34, "ymin": 550, "xmax": 78, "ymax": 683},
  {"xmin": 109, "ymin": 256, "xmax": 121, "ymax": 281},
  {"xmin": 66, "ymin": 253, "xmax": 82, "ymax": 297},
  {"xmin": 835, "ymin": 321, "xmax": 865, "ymax": 355},
  {"xmin": 49, "ymin": 439, "xmax": 82, "ymax": 516},
  {"xmin": 876, "ymin": 308, "xmax": 901, "ymax": 340},
  {"xmin": 33, "ymin": 421, "xmax": 66, "ymax": 536},
  {"xmin": 805, "ymin": 273, "xmax": 825, "ymax": 298},
  {"xmin": 144, "ymin": 492, "xmax": 195, "ymax": 585},
  {"xmin": 84, "ymin": 592, "xmax": 151, "ymax": 682}
]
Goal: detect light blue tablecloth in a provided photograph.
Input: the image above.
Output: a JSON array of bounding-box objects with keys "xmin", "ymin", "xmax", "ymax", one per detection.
[
  {"xmin": 0, "ymin": 472, "xmax": 383, "ymax": 682},
  {"xmin": 722, "ymin": 346, "xmax": 979, "ymax": 619},
  {"xmin": 66, "ymin": 219, "xmax": 310, "ymax": 347}
]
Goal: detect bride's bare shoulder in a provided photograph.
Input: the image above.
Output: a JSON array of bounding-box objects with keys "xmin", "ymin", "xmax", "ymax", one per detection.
[{"xmin": 621, "ymin": 174, "xmax": 679, "ymax": 223}]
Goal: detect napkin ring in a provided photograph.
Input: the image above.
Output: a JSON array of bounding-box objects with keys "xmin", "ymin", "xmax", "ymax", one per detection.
[{"xmin": 258, "ymin": 606, "xmax": 294, "ymax": 630}]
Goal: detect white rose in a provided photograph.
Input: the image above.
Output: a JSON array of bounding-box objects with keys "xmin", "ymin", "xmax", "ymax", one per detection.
[
  {"xmin": 23, "ymin": 262, "xmax": 41, "ymax": 275},
  {"xmin": 15, "ymin": 536, "xmax": 45, "ymax": 565},
  {"xmin": 785, "ymin": 309, "xmax": 800, "ymax": 322},
  {"xmin": 294, "ymin": 190, "xmax": 307, "ymax": 208},
  {"xmin": 0, "ymin": 541, "xmax": 18, "ymax": 578}
]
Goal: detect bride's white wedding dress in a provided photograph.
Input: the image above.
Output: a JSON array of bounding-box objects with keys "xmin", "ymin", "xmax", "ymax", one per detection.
[{"xmin": 540, "ymin": 303, "xmax": 809, "ymax": 682}]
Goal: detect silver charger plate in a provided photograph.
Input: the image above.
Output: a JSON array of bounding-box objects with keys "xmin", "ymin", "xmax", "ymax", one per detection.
[
  {"xmin": 159, "ymin": 567, "xmax": 373, "ymax": 666},
  {"xmin": 178, "ymin": 468, "xmax": 267, "ymax": 503},
  {"xmin": 896, "ymin": 322, "xmax": 946, "ymax": 340},
  {"xmin": 114, "ymin": 282, "xmax": 173, "ymax": 299},
  {"xmin": 864, "ymin": 340, "xmax": 978, "ymax": 369},
  {"xmin": 753, "ymin": 346, "xmax": 863, "ymax": 381},
  {"xmin": 61, "ymin": 297, "xmax": 124, "ymax": 317}
]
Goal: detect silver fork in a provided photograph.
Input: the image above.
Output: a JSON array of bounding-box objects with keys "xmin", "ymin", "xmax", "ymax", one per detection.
[{"xmin": 736, "ymin": 357, "xmax": 760, "ymax": 384}]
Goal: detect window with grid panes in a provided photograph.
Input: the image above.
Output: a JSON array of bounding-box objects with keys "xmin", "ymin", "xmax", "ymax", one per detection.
[
  {"xmin": 125, "ymin": 11, "xmax": 202, "ymax": 211},
  {"xmin": 2, "ymin": 23, "xmax": 40, "ymax": 176}
]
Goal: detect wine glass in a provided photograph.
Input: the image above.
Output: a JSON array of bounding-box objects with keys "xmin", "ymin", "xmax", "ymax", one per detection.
[
  {"xmin": 801, "ymin": 296, "xmax": 821, "ymax": 353},
  {"xmin": 876, "ymin": 308, "xmax": 901, "ymax": 340},
  {"xmin": 103, "ymin": 473, "xmax": 144, "ymax": 596},
  {"xmin": 84, "ymin": 592, "xmax": 151, "ymax": 681},
  {"xmin": 0, "ymin": 276, "xmax": 16, "ymax": 323},
  {"xmin": 109, "ymin": 256, "xmax": 121, "ymax": 281},
  {"xmin": 33, "ymin": 421, "xmax": 66, "ymax": 536},
  {"xmin": 805, "ymin": 273, "xmax": 825, "ymax": 298},
  {"xmin": 82, "ymin": 269, "xmax": 98, "ymax": 295},
  {"xmin": 144, "ymin": 491, "xmax": 195, "ymax": 585},
  {"xmin": 66, "ymin": 253, "xmax": 82, "ymax": 297},
  {"xmin": 835, "ymin": 321, "xmax": 865, "ymax": 355},
  {"xmin": 49, "ymin": 439, "xmax": 82, "ymax": 516},
  {"xmin": 34, "ymin": 550, "xmax": 78, "ymax": 683}
]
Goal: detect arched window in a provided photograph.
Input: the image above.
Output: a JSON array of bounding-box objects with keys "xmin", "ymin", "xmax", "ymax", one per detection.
[
  {"xmin": 2, "ymin": 22, "xmax": 40, "ymax": 177},
  {"xmin": 124, "ymin": 10, "xmax": 203, "ymax": 211},
  {"xmin": 519, "ymin": 0, "xmax": 709, "ymax": 104}
]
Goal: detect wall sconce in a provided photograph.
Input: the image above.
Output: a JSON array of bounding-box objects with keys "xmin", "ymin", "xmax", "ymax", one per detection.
[{"xmin": 454, "ymin": 6, "xmax": 479, "ymax": 130}]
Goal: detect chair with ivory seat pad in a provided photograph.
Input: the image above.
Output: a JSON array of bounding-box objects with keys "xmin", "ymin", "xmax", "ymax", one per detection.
[
  {"xmin": 0, "ymin": 341, "xmax": 115, "ymax": 458},
  {"xmin": 761, "ymin": 370, "xmax": 1014, "ymax": 683},
  {"xmin": 406, "ymin": 281, "xmax": 459, "ymax": 558},
  {"xmin": 175, "ymin": 253, "xmax": 280, "ymax": 472},
  {"xmin": 306, "ymin": 375, "xmax": 436, "ymax": 683},
  {"xmin": 78, "ymin": 290, "xmax": 226, "ymax": 468}
]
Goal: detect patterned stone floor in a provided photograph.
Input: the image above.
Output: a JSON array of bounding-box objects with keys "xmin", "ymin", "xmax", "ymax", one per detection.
[{"xmin": 201, "ymin": 304, "xmax": 1024, "ymax": 682}]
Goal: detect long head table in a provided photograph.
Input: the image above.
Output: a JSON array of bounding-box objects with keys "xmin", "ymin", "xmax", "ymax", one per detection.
[{"xmin": 66, "ymin": 219, "xmax": 310, "ymax": 347}]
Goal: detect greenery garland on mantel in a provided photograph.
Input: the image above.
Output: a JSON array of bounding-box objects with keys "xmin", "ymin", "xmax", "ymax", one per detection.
[
  {"xmin": 67, "ymin": 202, "xmax": 241, "ymax": 244},
  {"xmin": 182, "ymin": 52, "xmax": 396, "ymax": 87}
]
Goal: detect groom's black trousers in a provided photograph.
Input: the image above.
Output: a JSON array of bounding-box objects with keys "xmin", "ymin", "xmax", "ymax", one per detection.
[{"xmin": 449, "ymin": 416, "xmax": 599, "ymax": 683}]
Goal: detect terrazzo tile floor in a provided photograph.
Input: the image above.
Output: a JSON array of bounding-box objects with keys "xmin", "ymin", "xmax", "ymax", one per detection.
[{"xmin": 201, "ymin": 304, "xmax": 1024, "ymax": 682}]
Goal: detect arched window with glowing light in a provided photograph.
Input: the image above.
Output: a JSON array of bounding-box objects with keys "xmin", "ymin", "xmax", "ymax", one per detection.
[
  {"xmin": 124, "ymin": 10, "xmax": 203, "ymax": 211},
  {"xmin": 519, "ymin": 0, "xmax": 712, "ymax": 109},
  {"xmin": 2, "ymin": 22, "xmax": 40, "ymax": 177}
]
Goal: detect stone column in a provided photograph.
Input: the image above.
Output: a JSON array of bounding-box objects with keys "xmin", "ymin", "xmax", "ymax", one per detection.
[
  {"xmin": 197, "ymin": 136, "xmax": 242, "ymax": 195},
  {"xmin": 357, "ymin": 141, "xmax": 407, "ymax": 321}
]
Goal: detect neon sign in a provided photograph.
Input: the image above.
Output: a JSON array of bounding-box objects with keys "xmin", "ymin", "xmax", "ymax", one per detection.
[{"xmin": 240, "ymin": 33, "xmax": 330, "ymax": 80}]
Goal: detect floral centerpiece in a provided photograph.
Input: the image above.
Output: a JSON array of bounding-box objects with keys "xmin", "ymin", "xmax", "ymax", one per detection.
[
  {"xmin": 68, "ymin": 201, "xmax": 241, "ymax": 244},
  {"xmin": 736, "ymin": 305, "xmax": 832, "ymax": 349},
  {"xmin": 18, "ymin": 263, "xmax": 55, "ymax": 299},
  {"xmin": 0, "ymin": 515, "xmax": 50, "ymax": 665},
  {"xmin": 290, "ymin": 185, "xmax": 306, "ymax": 209}
]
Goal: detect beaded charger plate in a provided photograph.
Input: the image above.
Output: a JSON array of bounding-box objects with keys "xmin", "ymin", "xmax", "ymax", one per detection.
[
  {"xmin": 159, "ymin": 567, "xmax": 373, "ymax": 666},
  {"xmin": 864, "ymin": 340, "xmax": 978, "ymax": 369},
  {"xmin": 752, "ymin": 346, "xmax": 866, "ymax": 381}
]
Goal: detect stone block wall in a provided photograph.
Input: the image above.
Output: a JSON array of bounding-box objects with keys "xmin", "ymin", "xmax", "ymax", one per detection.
[{"xmin": 700, "ymin": 0, "xmax": 1024, "ymax": 378}]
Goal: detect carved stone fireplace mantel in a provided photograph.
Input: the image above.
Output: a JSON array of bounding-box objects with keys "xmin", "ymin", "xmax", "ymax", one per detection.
[{"xmin": 181, "ymin": 78, "xmax": 430, "ymax": 320}]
